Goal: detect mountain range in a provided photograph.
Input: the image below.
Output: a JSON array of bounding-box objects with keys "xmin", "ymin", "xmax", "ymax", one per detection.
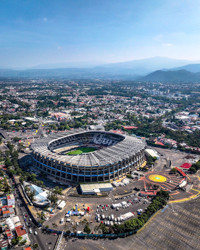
[
  {"xmin": 140, "ymin": 69, "xmax": 200, "ymax": 82},
  {"xmin": 1, "ymin": 57, "xmax": 200, "ymax": 82},
  {"xmin": 171, "ymin": 64, "xmax": 200, "ymax": 73}
]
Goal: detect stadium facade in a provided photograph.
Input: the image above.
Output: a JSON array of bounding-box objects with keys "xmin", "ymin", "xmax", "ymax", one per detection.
[{"xmin": 31, "ymin": 130, "xmax": 146, "ymax": 183}]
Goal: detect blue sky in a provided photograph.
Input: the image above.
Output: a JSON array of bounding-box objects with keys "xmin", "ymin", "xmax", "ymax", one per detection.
[{"xmin": 0, "ymin": 0, "xmax": 200, "ymax": 68}]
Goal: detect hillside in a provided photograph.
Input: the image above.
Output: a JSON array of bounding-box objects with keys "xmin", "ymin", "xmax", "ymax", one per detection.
[
  {"xmin": 171, "ymin": 64, "xmax": 200, "ymax": 73},
  {"xmin": 0, "ymin": 57, "xmax": 196, "ymax": 79},
  {"xmin": 0, "ymin": 57, "xmax": 200, "ymax": 80},
  {"xmin": 140, "ymin": 70, "xmax": 200, "ymax": 82}
]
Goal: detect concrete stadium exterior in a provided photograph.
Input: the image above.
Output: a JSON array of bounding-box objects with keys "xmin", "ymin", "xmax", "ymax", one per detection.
[{"xmin": 31, "ymin": 130, "xmax": 146, "ymax": 183}]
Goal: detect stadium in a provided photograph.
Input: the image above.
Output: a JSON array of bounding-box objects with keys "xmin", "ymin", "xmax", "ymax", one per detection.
[{"xmin": 31, "ymin": 130, "xmax": 146, "ymax": 183}]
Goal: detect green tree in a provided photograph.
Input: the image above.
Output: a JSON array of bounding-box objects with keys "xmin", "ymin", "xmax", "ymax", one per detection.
[
  {"xmin": 47, "ymin": 192, "xmax": 58, "ymax": 204},
  {"xmin": 190, "ymin": 166, "xmax": 197, "ymax": 174},
  {"xmin": 13, "ymin": 137, "xmax": 21, "ymax": 143},
  {"xmin": 32, "ymin": 243, "xmax": 39, "ymax": 249},
  {"xmin": 84, "ymin": 223, "xmax": 91, "ymax": 234},
  {"xmin": 11, "ymin": 150, "xmax": 19, "ymax": 159},
  {"xmin": 18, "ymin": 239, "xmax": 27, "ymax": 246},
  {"xmin": 0, "ymin": 170, "xmax": 4, "ymax": 177},
  {"xmin": 170, "ymin": 168, "xmax": 178, "ymax": 174},
  {"xmin": 53, "ymin": 186, "xmax": 63, "ymax": 195},
  {"xmin": 5, "ymin": 158, "xmax": 12, "ymax": 167}
]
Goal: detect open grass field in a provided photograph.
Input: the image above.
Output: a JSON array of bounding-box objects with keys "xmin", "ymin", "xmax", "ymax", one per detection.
[{"xmin": 66, "ymin": 147, "xmax": 96, "ymax": 155}]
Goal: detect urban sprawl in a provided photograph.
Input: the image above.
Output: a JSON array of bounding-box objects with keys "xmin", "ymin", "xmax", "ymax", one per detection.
[{"xmin": 0, "ymin": 79, "xmax": 199, "ymax": 250}]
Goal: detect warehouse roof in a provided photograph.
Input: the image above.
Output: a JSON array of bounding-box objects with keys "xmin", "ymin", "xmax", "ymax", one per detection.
[{"xmin": 80, "ymin": 183, "xmax": 113, "ymax": 192}]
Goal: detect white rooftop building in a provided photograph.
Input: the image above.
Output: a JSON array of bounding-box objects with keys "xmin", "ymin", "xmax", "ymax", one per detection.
[
  {"xmin": 145, "ymin": 149, "xmax": 160, "ymax": 159},
  {"xmin": 80, "ymin": 183, "xmax": 113, "ymax": 195}
]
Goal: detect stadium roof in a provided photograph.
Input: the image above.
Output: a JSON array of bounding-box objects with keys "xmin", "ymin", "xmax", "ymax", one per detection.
[{"xmin": 31, "ymin": 130, "xmax": 145, "ymax": 167}]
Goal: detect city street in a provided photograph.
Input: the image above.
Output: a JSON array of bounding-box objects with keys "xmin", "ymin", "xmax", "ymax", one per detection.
[{"xmin": 14, "ymin": 185, "xmax": 58, "ymax": 250}]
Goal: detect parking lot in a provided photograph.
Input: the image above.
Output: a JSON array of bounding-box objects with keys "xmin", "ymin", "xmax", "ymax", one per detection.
[
  {"xmin": 43, "ymin": 192, "xmax": 151, "ymax": 233},
  {"xmin": 112, "ymin": 179, "xmax": 144, "ymax": 196},
  {"xmin": 61, "ymin": 196, "xmax": 200, "ymax": 250},
  {"xmin": 152, "ymin": 147, "xmax": 199, "ymax": 168}
]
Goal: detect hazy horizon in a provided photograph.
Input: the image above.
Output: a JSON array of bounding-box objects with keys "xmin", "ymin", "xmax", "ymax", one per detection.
[{"xmin": 1, "ymin": 0, "xmax": 200, "ymax": 68}]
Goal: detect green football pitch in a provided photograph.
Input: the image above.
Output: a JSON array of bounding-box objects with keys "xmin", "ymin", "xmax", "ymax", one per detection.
[{"xmin": 67, "ymin": 147, "xmax": 96, "ymax": 155}]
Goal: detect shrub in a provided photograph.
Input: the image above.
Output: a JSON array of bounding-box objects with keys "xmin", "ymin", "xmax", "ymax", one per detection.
[{"xmin": 84, "ymin": 224, "xmax": 91, "ymax": 234}]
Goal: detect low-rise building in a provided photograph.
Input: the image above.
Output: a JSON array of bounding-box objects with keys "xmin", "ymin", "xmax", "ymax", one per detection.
[
  {"xmin": 80, "ymin": 183, "xmax": 113, "ymax": 195},
  {"xmin": 15, "ymin": 225, "xmax": 28, "ymax": 242},
  {"xmin": 145, "ymin": 149, "xmax": 159, "ymax": 159}
]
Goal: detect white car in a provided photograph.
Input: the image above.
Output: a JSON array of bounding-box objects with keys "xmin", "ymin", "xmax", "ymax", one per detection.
[
  {"xmin": 34, "ymin": 231, "xmax": 38, "ymax": 235},
  {"xmin": 29, "ymin": 228, "xmax": 32, "ymax": 234}
]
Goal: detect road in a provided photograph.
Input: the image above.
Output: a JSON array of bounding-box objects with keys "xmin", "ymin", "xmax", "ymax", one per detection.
[{"xmin": 14, "ymin": 184, "xmax": 58, "ymax": 250}]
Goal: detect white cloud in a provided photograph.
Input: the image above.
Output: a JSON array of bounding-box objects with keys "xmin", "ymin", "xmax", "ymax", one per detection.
[{"xmin": 43, "ymin": 17, "xmax": 48, "ymax": 22}]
